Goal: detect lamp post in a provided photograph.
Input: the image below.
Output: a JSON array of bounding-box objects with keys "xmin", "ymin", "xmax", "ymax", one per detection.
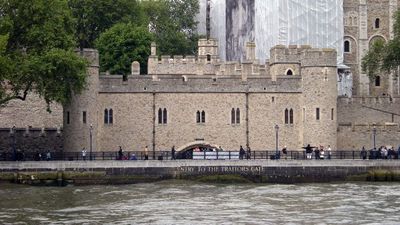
[
  {"xmin": 372, "ymin": 126, "xmax": 377, "ymax": 149},
  {"xmin": 12, "ymin": 126, "xmax": 16, "ymax": 161},
  {"xmin": 89, "ymin": 124, "xmax": 93, "ymax": 160},
  {"xmin": 275, "ymin": 124, "xmax": 279, "ymax": 159}
]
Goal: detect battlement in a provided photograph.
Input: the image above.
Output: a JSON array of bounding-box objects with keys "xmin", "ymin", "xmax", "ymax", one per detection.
[
  {"xmin": 338, "ymin": 123, "xmax": 400, "ymax": 132},
  {"xmin": 338, "ymin": 96, "xmax": 399, "ymax": 104},
  {"xmin": 269, "ymin": 45, "xmax": 336, "ymax": 67},
  {"xmin": 76, "ymin": 48, "xmax": 99, "ymax": 67}
]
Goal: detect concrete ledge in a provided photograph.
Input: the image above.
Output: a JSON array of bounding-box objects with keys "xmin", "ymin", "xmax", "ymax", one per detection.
[{"xmin": 1, "ymin": 160, "xmax": 400, "ymax": 185}]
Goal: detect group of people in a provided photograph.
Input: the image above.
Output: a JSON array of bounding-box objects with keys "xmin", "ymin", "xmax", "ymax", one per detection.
[
  {"xmin": 361, "ymin": 145, "xmax": 400, "ymax": 160},
  {"xmin": 115, "ymin": 146, "xmax": 148, "ymax": 160},
  {"xmin": 303, "ymin": 144, "xmax": 332, "ymax": 160},
  {"xmin": 239, "ymin": 145, "xmax": 251, "ymax": 159}
]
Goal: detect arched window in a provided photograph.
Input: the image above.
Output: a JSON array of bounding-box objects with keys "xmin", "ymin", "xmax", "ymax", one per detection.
[
  {"xmin": 375, "ymin": 76, "xmax": 381, "ymax": 86},
  {"xmin": 284, "ymin": 109, "xmax": 289, "ymax": 124},
  {"xmin": 163, "ymin": 108, "xmax": 167, "ymax": 124},
  {"xmin": 289, "ymin": 109, "xmax": 294, "ymax": 124},
  {"xmin": 109, "ymin": 109, "xmax": 113, "ymax": 124},
  {"xmin": 207, "ymin": 54, "xmax": 211, "ymax": 62},
  {"xmin": 331, "ymin": 108, "xmax": 334, "ymax": 120},
  {"xmin": 104, "ymin": 109, "xmax": 108, "ymax": 124},
  {"xmin": 316, "ymin": 108, "xmax": 320, "ymax": 120},
  {"xmin": 344, "ymin": 40, "xmax": 350, "ymax": 53},
  {"xmin": 196, "ymin": 111, "xmax": 201, "ymax": 123},
  {"xmin": 236, "ymin": 108, "xmax": 240, "ymax": 124},
  {"xmin": 375, "ymin": 18, "xmax": 380, "ymax": 29},
  {"xmin": 158, "ymin": 108, "xmax": 163, "ymax": 124},
  {"xmin": 231, "ymin": 108, "xmax": 235, "ymax": 124},
  {"xmin": 286, "ymin": 69, "xmax": 293, "ymax": 76},
  {"xmin": 201, "ymin": 111, "xmax": 206, "ymax": 123}
]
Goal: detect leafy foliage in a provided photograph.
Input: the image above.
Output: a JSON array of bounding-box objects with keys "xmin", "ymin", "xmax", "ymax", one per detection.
[
  {"xmin": 95, "ymin": 23, "xmax": 153, "ymax": 75},
  {"xmin": 0, "ymin": 0, "xmax": 87, "ymax": 109},
  {"xmin": 141, "ymin": 0, "xmax": 200, "ymax": 56},
  {"xmin": 362, "ymin": 10, "xmax": 400, "ymax": 79},
  {"xmin": 68, "ymin": 0, "xmax": 143, "ymax": 49}
]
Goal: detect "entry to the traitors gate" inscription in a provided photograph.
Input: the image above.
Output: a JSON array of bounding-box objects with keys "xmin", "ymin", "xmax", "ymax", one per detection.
[{"xmin": 178, "ymin": 166, "xmax": 262, "ymax": 175}]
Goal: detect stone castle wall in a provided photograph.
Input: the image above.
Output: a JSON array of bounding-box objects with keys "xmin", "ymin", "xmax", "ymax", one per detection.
[
  {"xmin": 0, "ymin": 128, "xmax": 63, "ymax": 154},
  {"xmin": 0, "ymin": 93, "xmax": 62, "ymax": 128},
  {"xmin": 337, "ymin": 123, "xmax": 400, "ymax": 149},
  {"xmin": 338, "ymin": 96, "xmax": 400, "ymax": 124}
]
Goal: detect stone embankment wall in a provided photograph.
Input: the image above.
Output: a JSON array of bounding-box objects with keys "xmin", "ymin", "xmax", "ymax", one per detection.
[
  {"xmin": 1, "ymin": 160, "xmax": 400, "ymax": 185},
  {"xmin": 0, "ymin": 128, "xmax": 63, "ymax": 154}
]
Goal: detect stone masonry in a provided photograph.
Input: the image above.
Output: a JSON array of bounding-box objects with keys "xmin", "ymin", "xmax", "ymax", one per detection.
[{"xmin": 0, "ymin": 0, "xmax": 400, "ymax": 153}]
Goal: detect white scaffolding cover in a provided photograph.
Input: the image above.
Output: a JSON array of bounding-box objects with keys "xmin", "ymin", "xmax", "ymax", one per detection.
[{"xmin": 197, "ymin": 0, "xmax": 343, "ymax": 63}]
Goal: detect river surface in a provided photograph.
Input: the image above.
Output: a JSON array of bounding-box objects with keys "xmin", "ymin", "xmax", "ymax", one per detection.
[{"xmin": 0, "ymin": 181, "xmax": 399, "ymax": 225}]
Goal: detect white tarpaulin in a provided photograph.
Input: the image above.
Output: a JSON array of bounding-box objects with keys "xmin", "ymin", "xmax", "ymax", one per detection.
[{"xmin": 197, "ymin": 0, "xmax": 344, "ymax": 63}]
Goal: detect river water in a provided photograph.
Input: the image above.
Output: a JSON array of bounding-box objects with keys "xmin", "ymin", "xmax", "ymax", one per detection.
[{"xmin": 0, "ymin": 181, "xmax": 399, "ymax": 225}]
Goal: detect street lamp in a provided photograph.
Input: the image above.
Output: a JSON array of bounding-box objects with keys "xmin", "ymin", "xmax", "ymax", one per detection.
[
  {"xmin": 372, "ymin": 126, "xmax": 377, "ymax": 150},
  {"xmin": 275, "ymin": 124, "xmax": 279, "ymax": 160},
  {"xmin": 89, "ymin": 124, "xmax": 93, "ymax": 160},
  {"xmin": 11, "ymin": 126, "xmax": 16, "ymax": 161}
]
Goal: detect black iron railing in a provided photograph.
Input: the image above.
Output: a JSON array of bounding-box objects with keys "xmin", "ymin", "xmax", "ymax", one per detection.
[{"xmin": 0, "ymin": 149, "xmax": 399, "ymax": 161}]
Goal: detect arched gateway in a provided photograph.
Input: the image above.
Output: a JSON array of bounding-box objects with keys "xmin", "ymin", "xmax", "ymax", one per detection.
[{"xmin": 176, "ymin": 141, "xmax": 220, "ymax": 159}]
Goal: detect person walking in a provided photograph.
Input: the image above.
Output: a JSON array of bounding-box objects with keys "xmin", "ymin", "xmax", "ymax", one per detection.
[
  {"xmin": 171, "ymin": 146, "xmax": 176, "ymax": 160},
  {"xmin": 144, "ymin": 146, "xmax": 149, "ymax": 160},
  {"xmin": 239, "ymin": 145, "xmax": 245, "ymax": 160},
  {"xmin": 327, "ymin": 145, "xmax": 332, "ymax": 160},
  {"xmin": 282, "ymin": 146, "xmax": 288, "ymax": 160},
  {"xmin": 246, "ymin": 145, "xmax": 251, "ymax": 160},
  {"xmin": 46, "ymin": 150, "xmax": 51, "ymax": 161},
  {"xmin": 82, "ymin": 147, "xmax": 87, "ymax": 161},
  {"xmin": 360, "ymin": 146, "xmax": 367, "ymax": 160},
  {"xmin": 305, "ymin": 144, "xmax": 313, "ymax": 160},
  {"xmin": 118, "ymin": 146, "xmax": 123, "ymax": 160}
]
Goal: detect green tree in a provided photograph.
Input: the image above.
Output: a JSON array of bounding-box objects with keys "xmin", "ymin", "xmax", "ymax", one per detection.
[
  {"xmin": 68, "ymin": 0, "xmax": 143, "ymax": 49},
  {"xmin": 0, "ymin": 0, "xmax": 87, "ymax": 110},
  {"xmin": 96, "ymin": 23, "xmax": 153, "ymax": 75},
  {"xmin": 362, "ymin": 10, "xmax": 400, "ymax": 79},
  {"xmin": 141, "ymin": 0, "xmax": 200, "ymax": 56}
]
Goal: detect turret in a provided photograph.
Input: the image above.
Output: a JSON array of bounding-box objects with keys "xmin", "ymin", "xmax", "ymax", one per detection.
[
  {"xmin": 63, "ymin": 49, "xmax": 99, "ymax": 153},
  {"xmin": 300, "ymin": 48, "xmax": 337, "ymax": 149}
]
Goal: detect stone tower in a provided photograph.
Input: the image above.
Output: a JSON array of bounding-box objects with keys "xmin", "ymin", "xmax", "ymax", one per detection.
[
  {"xmin": 301, "ymin": 48, "xmax": 338, "ymax": 149},
  {"xmin": 63, "ymin": 49, "xmax": 99, "ymax": 153},
  {"xmin": 198, "ymin": 38, "xmax": 219, "ymax": 63}
]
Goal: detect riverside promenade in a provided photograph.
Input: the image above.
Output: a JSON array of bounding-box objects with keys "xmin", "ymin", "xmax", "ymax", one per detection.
[{"xmin": 1, "ymin": 160, "xmax": 400, "ymax": 185}]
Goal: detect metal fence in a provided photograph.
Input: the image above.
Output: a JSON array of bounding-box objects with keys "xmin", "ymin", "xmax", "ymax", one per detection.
[{"xmin": 1, "ymin": 149, "xmax": 399, "ymax": 161}]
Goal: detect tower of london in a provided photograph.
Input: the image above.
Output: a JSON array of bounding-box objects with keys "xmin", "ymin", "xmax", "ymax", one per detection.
[{"xmin": 0, "ymin": 0, "xmax": 399, "ymax": 153}]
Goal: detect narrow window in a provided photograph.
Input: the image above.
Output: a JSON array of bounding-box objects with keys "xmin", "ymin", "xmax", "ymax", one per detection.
[
  {"xmin": 104, "ymin": 109, "xmax": 108, "ymax": 124},
  {"xmin": 67, "ymin": 111, "xmax": 70, "ymax": 124},
  {"xmin": 316, "ymin": 108, "xmax": 320, "ymax": 121},
  {"xmin": 272, "ymin": 97, "xmax": 275, "ymax": 103},
  {"xmin": 207, "ymin": 54, "xmax": 211, "ymax": 62},
  {"xmin": 286, "ymin": 69, "xmax": 293, "ymax": 76},
  {"xmin": 231, "ymin": 108, "xmax": 235, "ymax": 124},
  {"xmin": 331, "ymin": 108, "xmax": 334, "ymax": 120},
  {"xmin": 109, "ymin": 109, "xmax": 113, "ymax": 124},
  {"xmin": 83, "ymin": 111, "xmax": 87, "ymax": 124},
  {"xmin": 344, "ymin": 40, "xmax": 350, "ymax": 53},
  {"xmin": 289, "ymin": 109, "xmax": 294, "ymax": 124},
  {"xmin": 158, "ymin": 108, "xmax": 162, "ymax": 124},
  {"xmin": 163, "ymin": 108, "xmax": 167, "ymax": 124},
  {"xmin": 196, "ymin": 111, "xmax": 201, "ymax": 123},
  {"xmin": 303, "ymin": 108, "xmax": 305, "ymax": 122},
  {"xmin": 201, "ymin": 111, "xmax": 206, "ymax": 123},
  {"xmin": 236, "ymin": 108, "xmax": 240, "ymax": 124},
  {"xmin": 284, "ymin": 109, "xmax": 289, "ymax": 124},
  {"xmin": 375, "ymin": 18, "xmax": 380, "ymax": 29},
  {"xmin": 375, "ymin": 76, "xmax": 381, "ymax": 86}
]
